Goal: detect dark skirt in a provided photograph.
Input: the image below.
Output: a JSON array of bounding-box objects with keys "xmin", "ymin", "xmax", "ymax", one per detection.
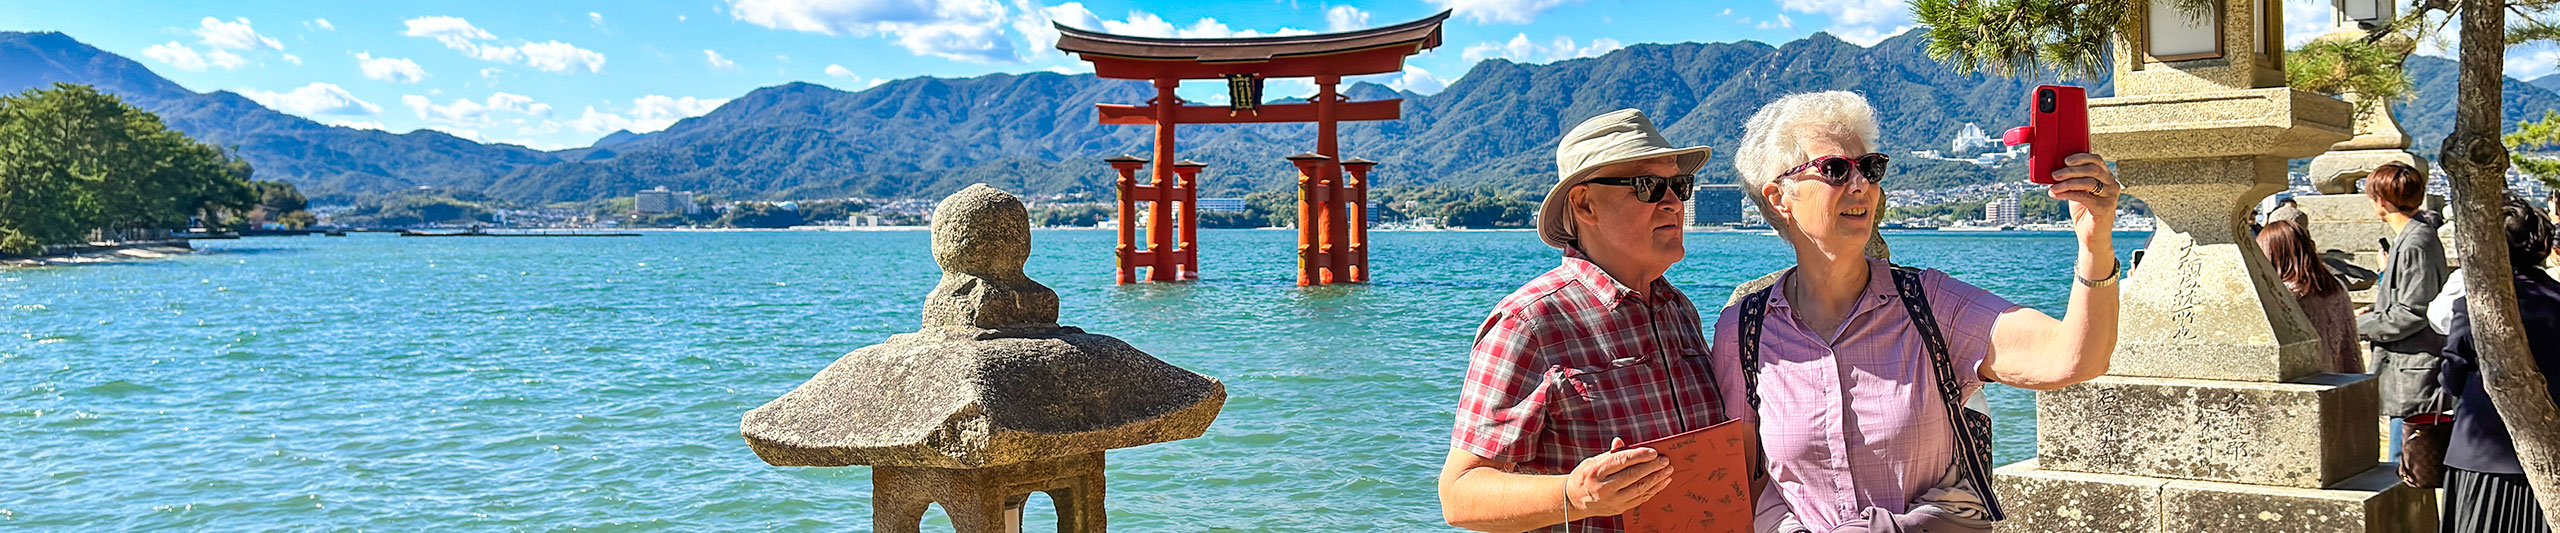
[{"xmin": 2445, "ymin": 467, "xmax": 2552, "ymax": 533}]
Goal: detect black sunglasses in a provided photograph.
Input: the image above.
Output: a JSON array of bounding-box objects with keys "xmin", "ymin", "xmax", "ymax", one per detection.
[
  {"xmin": 1777, "ymin": 153, "xmax": 1890, "ymax": 186},
  {"xmin": 1585, "ymin": 174, "xmax": 1696, "ymax": 203}
]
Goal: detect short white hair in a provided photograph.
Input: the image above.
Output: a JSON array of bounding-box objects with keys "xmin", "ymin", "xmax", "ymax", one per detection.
[{"xmin": 1734, "ymin": 91, "xmax": 1882, "ymax": 235}]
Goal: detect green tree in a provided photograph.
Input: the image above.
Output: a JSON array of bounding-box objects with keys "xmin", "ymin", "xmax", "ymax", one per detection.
[
  {"xmin": 0, "ymin": 83, "xmax": 256, "ymax": 253},
  {"xmin": 0, "ymin": 86, "xmax": 101, "ymax": 253},
  {"xmin": 715, "ymin": 203, "xmax": 804, "ymax": 228}
]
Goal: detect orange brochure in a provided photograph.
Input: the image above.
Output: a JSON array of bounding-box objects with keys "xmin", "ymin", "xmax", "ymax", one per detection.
[{"xmin": 1621, "ymin": 419, "xmax": 1757, "ymax": 533}]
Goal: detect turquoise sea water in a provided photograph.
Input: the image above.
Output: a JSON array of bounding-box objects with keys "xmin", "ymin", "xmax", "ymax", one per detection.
[{"xmin": 0, "ymin": 229, "xmax": 2144, "ymax": 531}]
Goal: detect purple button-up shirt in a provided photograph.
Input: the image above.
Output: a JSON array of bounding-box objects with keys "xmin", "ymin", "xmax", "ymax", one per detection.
[{"xmin": 1705, "ymin": 258, "xmax": 2020, "ymax": 532}]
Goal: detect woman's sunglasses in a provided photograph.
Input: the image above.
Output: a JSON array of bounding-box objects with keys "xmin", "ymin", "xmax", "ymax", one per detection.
[
  {"xmin": 1777, "ymin": 153, "xmax": 1890, "ymax": 186},
  {"xmin": 1585, "ymin": 174, "xmax": 1695, "ymax": 203}
]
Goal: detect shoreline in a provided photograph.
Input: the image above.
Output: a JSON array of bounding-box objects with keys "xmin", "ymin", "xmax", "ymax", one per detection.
[{"xmin": 1, "ymin": 240, "xmax": 195, "ymax": 268}]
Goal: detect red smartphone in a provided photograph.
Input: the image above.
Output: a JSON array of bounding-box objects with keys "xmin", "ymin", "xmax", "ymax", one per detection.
[{"xmin": 2002, "ymin": 85, "xmax": 2089, "ymax": 185}]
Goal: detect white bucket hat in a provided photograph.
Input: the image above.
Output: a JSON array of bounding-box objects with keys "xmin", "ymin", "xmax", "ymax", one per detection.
[{"xmin": 1539, "ymin": 108, "xmax": 1712, "ymax": 250}]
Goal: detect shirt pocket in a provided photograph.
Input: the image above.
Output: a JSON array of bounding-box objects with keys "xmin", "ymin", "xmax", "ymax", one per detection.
[
  {"xmin": 1675, "ymin": 348, "xmax": 1729, "ymax": 421},
  {"xmin": 1548, "ymin": 359, "xmax": 1663, "ymax": 425}
]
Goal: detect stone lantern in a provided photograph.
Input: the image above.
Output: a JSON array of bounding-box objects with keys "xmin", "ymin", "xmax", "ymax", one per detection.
[
  {"xmin": 740, "ymin": 184, "xmax": 1227, "ymax": 533},
  {"xmin": 2299, "ymin": 0, "xmax": 2429, "ymax": 301},
  {"xmin": 1990, "ymin": 0, "xmax": 2435, "ymax": 531}
]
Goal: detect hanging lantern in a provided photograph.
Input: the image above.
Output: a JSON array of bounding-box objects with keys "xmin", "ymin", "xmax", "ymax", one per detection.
[
  {"xmin": 2336, "ymin": 0, "xmax": 2390, "ymax": 28},
  {"xmin": 2145, "ymin": 0, "xmax": 2224, "ymax": 62},
  {"xmin": 1224, "ymin": 73, "xmax": 1262, "ymax": 115}
]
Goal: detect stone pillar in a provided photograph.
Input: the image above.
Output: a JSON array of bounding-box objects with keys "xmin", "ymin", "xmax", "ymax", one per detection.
[{"xmin": 1991, "ymin": 1, "xmax": 2434, "ymax": 531}]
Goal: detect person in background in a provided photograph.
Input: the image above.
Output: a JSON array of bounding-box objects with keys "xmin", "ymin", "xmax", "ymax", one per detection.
[
  {"xmin": 2256, "ymin": 219, "xmax": 2360, "ymax": 373},
  {"xmin": 1438, "ymin": 109, "xmax": 1719, "ymax": 533},
  {"xmin": 2359, "ymin": 162, "xmax": 2448, "ymax": 451},
  {"xmin": 2438, "ymin": 193, "xmax": 2560, "ymax": 533},
  {"xmin": 1713, "ymin": 91, "xmax": 2122, "ymax": 533}
]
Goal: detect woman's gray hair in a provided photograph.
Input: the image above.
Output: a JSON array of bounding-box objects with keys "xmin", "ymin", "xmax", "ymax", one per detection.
[{"xmin": 1734, "ymin": 91, "xmax": 1883, "ymax": 235}]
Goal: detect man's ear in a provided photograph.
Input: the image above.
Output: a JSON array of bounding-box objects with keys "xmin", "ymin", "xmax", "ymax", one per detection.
[{"xmin": 1568, "ymin": 185, "xmax": 1599, "ymax": 226}]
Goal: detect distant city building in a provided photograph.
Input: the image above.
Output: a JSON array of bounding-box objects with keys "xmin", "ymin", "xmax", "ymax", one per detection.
[
  {"xmin": 1986, "ymin": 192, "xmax": 2022, "ymax": 226},
  {"xmin": 635, "ymin": 186, "xmax": 699, "ymax": 215},
  {"xmin": 1692, "ymin": 184, "xmax": 1745, "ymax": 225},
  {"xmin": 1197, "ymin": 198, "xmax": 1248, "ymax": 213}
]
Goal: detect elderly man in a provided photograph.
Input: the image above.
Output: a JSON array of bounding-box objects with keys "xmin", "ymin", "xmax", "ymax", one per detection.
[{"xmin": 1438, "ymin": 108, "xmax": 1724, "ymax": 533}]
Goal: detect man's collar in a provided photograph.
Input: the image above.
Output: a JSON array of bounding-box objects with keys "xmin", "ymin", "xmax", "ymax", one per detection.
[{"xmin": 1562, "ymin": 248, "xmax": 1665, "ymax": 308}]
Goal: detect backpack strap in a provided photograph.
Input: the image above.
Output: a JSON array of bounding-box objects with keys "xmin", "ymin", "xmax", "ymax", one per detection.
[
  {"xmin": 1737, "ymin": 287, "xmax": 1772, "ymax": 413},
  {"xmin": 1735, "ymin": 284, "xmax": 1772, "ymax": 483},
  {"xmin": 1888, "ymin": 265, "xmax": 2007, "ymax": 521}
]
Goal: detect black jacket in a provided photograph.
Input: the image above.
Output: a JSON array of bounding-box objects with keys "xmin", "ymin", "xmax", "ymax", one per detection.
[{"xmin": 2441, "ymin": 267, "xmax": 2560, "ymax": 474}]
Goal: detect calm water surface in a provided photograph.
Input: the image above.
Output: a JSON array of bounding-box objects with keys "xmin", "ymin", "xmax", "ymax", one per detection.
[{"xmin": 0, "ymin": 229, "xmax": 2144, "ymax": 531}]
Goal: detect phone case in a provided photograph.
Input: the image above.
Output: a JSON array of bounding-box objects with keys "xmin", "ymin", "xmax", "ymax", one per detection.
[{"xmin": 2001, "ymin": 85, "xmax": 2089, "ymax": 185}]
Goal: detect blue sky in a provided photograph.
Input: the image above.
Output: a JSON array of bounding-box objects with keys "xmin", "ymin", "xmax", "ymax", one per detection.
[{"xmin": 0, "ymin": 0, "xmax": 2517, "ymax": 151}]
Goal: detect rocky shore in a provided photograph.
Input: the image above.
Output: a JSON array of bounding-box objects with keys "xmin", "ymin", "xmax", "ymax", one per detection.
[{"xmin": 1, "ymin": 240, "xmax": 194, "ymax": 268}]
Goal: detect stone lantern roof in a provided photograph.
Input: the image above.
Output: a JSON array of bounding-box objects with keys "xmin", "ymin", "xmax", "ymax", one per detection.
[{"xmin": 740, "ymin": 184, "xmax": 1226, "ymax": 470}]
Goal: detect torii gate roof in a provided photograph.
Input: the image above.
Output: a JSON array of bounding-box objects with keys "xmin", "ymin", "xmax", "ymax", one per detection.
[{"xmin": 1054, "ymin": 10, "xmax": 1449, "ymax": 80}]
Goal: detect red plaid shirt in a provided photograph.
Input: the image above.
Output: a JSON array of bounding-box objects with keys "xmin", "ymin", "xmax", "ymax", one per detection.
[{"xmin": 1452, "ymin": 252, "xmax": 1725, "ymax": 533}]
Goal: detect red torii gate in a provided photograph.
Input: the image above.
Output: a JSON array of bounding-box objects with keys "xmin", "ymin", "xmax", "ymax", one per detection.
[{"xmin": 1055, "ymin": 10, "xmax": 1449, "ymax": 285}]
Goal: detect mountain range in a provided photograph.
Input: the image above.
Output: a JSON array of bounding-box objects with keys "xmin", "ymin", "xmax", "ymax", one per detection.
[{"xmin": 2, "ymin": 29, "xmax": 2552, "ymax": 205}]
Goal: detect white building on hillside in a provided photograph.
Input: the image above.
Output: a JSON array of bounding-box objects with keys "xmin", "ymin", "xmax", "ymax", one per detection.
[{"xmin": 636, "ymin": 186, "xmax": 700, "ymax": 215}]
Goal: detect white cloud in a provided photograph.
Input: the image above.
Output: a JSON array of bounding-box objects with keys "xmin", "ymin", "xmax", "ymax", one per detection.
[
  {"xmin": 402, "ymin": 16, "xmax": 495, "ymax": 45},
  {"xmin": 727, "ymin": 0, "xmax": 1018, "ymax": 62},
  {"xmin": 356, "ymin": 52, "xmax": 427, "ymax": 83},
  {"xmin": 1383, "ymin": 65, "xmax": 1448, "ymax": 94},
  {"xmin": 566, "ymin": 95, "xmax": 729, "ymax": 134},
  {"xmin": 281, "ymin": 54, "xmax": 302, "ymax": 65},
  {"xmin": 402, "ymin": 16, "xmax": 606, "ymax": 73},
  {"xmin": 402, "ymin": 92, "xmax": 555, "ymax": 128},
  {"xmin": 142, "ymin": 41, "xmax": 246, "ymax": 71},
  {"xmin": 1009, "ymin": 0, "xmax": 1098, "ymax": 61},
  {"xmin": 516, "ymin": 41, "xmax": 607, "ymax": 73},
  {"xmin": 2285, "ymin": 0, "xmax": 2336, "ymax": 47},
  {"xmin": 306, "ymin": 18, "xmax": 335, "ymax": 31},
  {"xmin": 1424, "ymin": 0, "xmax": 1581, "ymax": 24},
  {"xmin": 327, "ymin": 119, "xmax": 386, "ymax": 131},
  {"xmin": 705, "ymin": 49, "xmax": 737, "ymax": 69},
  {"xmin": 2512, "ymin": 45, "xmax": 2560, "ymax": 80},
  {"xmin": 194, "ymin": 17, "xmax": 282, "ymax": 51},
  {"xmin": 590, "ymin": 12, "xmax": 606, "ymax": 26},
  {"xmin": 1089, "ymin": 11, "xmax": 1315, "ymax": 39},
  {"xmin": 825, "ymin": 64, "xmax": 858, "ymax": 78},
  {"xmin": 1326, "ymin": 5, "xmax": 1371, "ymax": 32},
  {"xmin": 479, "ymin": 67, "xmax": 505, "ymax": 79},
  {"xmin": 1776, "ymin": 0, "xmax": 1910, "ymax": 46},
  {"xmin": 241, "ymin": 83, "xmax": 381, "ymax": 116},
  {"xmin": 1462, "ymin": 33, "xmax": 1621, "ymax": 63},
  {"xmin": 775, "ymin": 54, "xmax": 791, "ymax": 63},
  {"xmin": 1758, "ymin": 14, "xmax": 1794, "ymax": 30}
]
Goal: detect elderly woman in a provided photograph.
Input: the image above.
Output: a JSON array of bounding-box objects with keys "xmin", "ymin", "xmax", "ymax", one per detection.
[{"xmin": 1704, "ymin": 91, "xmax": 2121, "ymax": 533}]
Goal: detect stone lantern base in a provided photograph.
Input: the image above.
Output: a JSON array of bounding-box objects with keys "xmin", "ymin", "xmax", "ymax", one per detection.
[
  {"xmin": 1991, "ymin": 374, "xmax": 2435, "ymax": 532},
  {"xmin": 1995, "ymin": 460, "xmax": 2434, "ymax": 532},
  {"xmin": 873, "ymin": 451, "xmax": 1108, "ymax": 533}
]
